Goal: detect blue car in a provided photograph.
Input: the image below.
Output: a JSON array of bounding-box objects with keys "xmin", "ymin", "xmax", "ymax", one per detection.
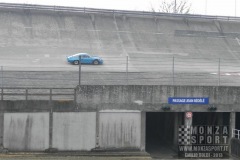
[{"xmin": 67, "ymin": 53, "xmax": 103, "ymax": 65}]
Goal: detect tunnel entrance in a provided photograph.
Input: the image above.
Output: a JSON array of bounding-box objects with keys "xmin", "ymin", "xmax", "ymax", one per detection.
[
  {"xmin": 146, "ymin": 112, "xmax": 184, "ymax": 159},
  {"xmin": 146, "ymin": 112, "xmax": 230, "ymax": 159}
]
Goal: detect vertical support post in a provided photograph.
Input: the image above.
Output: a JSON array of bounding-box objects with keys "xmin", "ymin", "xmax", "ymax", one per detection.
[
  {"xmin": 230, "ymin": 112, "xmax": 236, "ymax": 138},
  {"xmin": 140, "ymin": 111, "xmax": 146, "ymax": 151},
  {"xmin": 218, "ymin": 58, "xmax": 220, "ymax": 86},
  {"xmin": 48, "ymin": 88, "xmax": 54, "ymax": 150},
  {"xmin": 95, "ymin": 109, "xmax": 100, "ymax": 148},
  {"xmin": 49, "ymin": 105, "xmax": 53, "ymax": 150},
  {"xmin": 25, "ymin": 89, "xmax": 28, "ymax": 101},
  {"xmin": 172, "ymin": 56, "xmax": 175, "ymax": 85},
  {"xmin": 126, "ymin": 56, "xmax": 128, "ymax": 85},
  {"xmin": 79, "ymin": 56, "xmax": 81, "ymax": 86},
  {"xmin": 174, "ymin": 112, "xmax": 179, "ymax": 148},
  {"xmin": 49, "ymin": 89, "xmax": 52, "ymax": 102},
  {"xmin": 229, "ymin": 112, "xmax": 236, "ymax": 155}
]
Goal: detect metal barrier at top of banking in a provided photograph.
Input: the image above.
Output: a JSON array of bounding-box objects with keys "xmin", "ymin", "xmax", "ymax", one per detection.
[{"xmin": 0, "ymin": 2, "xmax": 240, "ymax": 21}]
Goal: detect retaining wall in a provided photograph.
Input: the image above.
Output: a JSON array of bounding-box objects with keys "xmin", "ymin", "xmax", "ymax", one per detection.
[{"xmin": 77, "ymin": 85, "xmax": 240, "ymax": 112}]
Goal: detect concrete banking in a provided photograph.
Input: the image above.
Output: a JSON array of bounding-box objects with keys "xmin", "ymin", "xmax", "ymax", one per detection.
[{"xmin": 1, "ymin": 5, "xmax": 240, "ymax": 60}]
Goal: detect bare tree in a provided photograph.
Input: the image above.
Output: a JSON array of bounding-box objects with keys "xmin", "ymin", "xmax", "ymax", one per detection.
[{"xmin": 151, "ymin": 0, "xmax": 192, "ymax": 14}]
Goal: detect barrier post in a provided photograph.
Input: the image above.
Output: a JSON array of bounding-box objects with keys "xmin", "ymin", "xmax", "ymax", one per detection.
[
  {"xmin": 49, "ymin": 89, "xmax": 52, "ymax": 102},
  {"xmin": 25, "ymin": 89, "xmax": 28, "ymax": 101}
]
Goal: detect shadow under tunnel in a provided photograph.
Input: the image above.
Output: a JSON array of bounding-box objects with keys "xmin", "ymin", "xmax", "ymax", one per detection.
[
  {"xmin": 146, "ymin": 112, "xmax": 230, "ymax": 159},
  {"xmin": 146, "ymin": 112, "xmax": 184, "ymax": 159},
  {"xmin": 236, "ymin": 112, "xmax": 240, "ymax": 130}
]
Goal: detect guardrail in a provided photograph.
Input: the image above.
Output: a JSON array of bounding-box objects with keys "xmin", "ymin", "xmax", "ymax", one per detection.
[
  {"xmin": 0, "ymin": 2, "xmax": 240, "ymax": 21},
  {"xmin": 233, "ymin": 129, "xmax": 240, "ymax": 139},
  {"xmin": 0, "ymin": 88, "xmax": 76, "ymax": 101}
]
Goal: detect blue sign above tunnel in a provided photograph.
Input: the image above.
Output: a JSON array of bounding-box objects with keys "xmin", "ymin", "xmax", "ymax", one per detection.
[{"xmin": 168, "ymin": 97, "xmax": 209, "ymax": 104}]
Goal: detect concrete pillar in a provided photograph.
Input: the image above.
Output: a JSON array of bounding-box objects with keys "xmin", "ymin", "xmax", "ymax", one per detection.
[
  {"xmin": 49, "ymin": 109, "xmax": 53, "ymax": 148},
  {"xmin": 230, "ymin": 112, "xmax": 236, "ymax": 138},
  {"xmin": 0, "ymin": 110, "xmax": 7, "ymax": 152},
  {"xmin": 140, "ymin": 111, "xmax": 146, "ymax": 151},
  {"xmin": 96, "ymin": 110, "xmax": 100, "ymax": 148},
  {"xmin": 46, "ymin": 102, "xmax": 56, "ymax": 152},
  {"xmin": 229, "ymin": 112, "xmax": 236, "ymax": 156},
  {"xmin": 173, "ymin": 112, "xmax": 179, "ymax": 149}
]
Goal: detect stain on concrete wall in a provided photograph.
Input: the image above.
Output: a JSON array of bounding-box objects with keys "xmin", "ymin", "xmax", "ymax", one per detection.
[
  {"xmin": 52, "ymin": 112, "xmax": 96, "ymax": 151},
  {"xmin": 99, "ymin": 110, "xmax": 141, "ymax": 149},
  {"xmin": 3, "ymin": 112, "xmax": 49, "ymax": 151}
]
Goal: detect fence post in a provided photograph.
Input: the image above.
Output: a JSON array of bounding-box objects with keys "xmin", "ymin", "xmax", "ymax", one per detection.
[
  {"xmin": 25, "ymin": 89, "xmax": 28, "ymax": 101},
  {"xmin": 172, "ymin": 56, "xmax": 175, "ymax": 85},
  {"xmin": 79, "ymin": 56, "xmax": 81, "ymax": 86},
  {"xmin": 218, "ymin": 58, "xmax": 220, "ymax": 86},
  {"xmin": 50, "ymin": 89, "xmax": 52, "ymax": 102},
  {"xmin": 126, "ymin": 56, "xmax": 128, "ymax": 85}
]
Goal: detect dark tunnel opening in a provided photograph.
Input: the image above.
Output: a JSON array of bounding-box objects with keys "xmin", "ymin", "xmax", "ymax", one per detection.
[
  {"xmin": 192, "ymin": 112, "xmax": 230, "ymax": 125},
  {"xmin": 146, "ymin": 112, "xmax": 230, "ymax": 159},
  {"xmin": 145, "ymin": 112, "xmax": 184, "ymax": 158},
  {"xmin": 236, "ymin": 112, "xmax": 240, "ymax": 130}
]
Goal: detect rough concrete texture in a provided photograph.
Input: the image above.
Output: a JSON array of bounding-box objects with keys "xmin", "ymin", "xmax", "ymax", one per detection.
[
  {"xmin": 52, "ymin": 112, "xmax": 96, "ymax": 151},
  {"xmin": 99, "ymin": 110, "xmax": 141, "ymax": 149},
  {"xmin": 77, "ymin": 85, "xmax": 240, "ymax": 112},
  {"xmin": 3, "ymin": 112, "xmax": 49, "ymax": 151},
  {"xmin": 1, "ymin": 6, "xmax": 240, "ymax": 68}
]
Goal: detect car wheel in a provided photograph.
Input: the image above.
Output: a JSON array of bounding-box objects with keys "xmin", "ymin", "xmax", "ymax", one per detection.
[
  {"xmin": 93, "ymin": 60, "xmax": 99, "ymax": 65},
  {"xmin": 73, "ymin": 60, "xmax": 79, "ymax": 65}
]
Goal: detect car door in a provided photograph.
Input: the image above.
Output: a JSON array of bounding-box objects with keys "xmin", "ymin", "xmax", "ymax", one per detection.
[{"xmin": 81, "ymin": 55, "xmax": 92, "ymax": 64}]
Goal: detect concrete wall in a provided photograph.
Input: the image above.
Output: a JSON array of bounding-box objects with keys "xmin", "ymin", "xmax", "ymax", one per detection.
[
  {"xmin": 99, "ymin": 110, "xmax": 141, "ymax": 149},
  {"xmin": 231, "ymin": 138, "xmax": 240, "ymax": 158},
  {"xmin": 52, "ymin": 112, "xmax": 96, "ymax": 151},
  {"xmin": 77, "ymin": 85, "xmax": 240, "ymax": 112},
  {"xmin": 0, "ymin": 109, "xmax": 143, "ymax": 151},
  {"xmin": 3, "ymin": 113, "xmax": 49, "ymax": 151},
  {"xmin": 1, "ymin": 6, "xmax": 240, "ymax": 60}
]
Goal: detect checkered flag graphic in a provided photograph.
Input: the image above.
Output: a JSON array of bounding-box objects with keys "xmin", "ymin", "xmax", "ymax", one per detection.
[{"xmin": 178, "ymin": 125, "xmax": 191, "ymax": 145}]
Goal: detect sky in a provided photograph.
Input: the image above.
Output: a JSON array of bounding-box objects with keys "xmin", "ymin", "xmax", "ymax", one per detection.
[{"xmin": 0, "ymin": 0, "xmax": 239, "ymax": 17}]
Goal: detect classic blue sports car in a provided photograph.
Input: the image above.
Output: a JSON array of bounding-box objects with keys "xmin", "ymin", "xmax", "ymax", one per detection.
[{"xmin": 67, "ymin": 53, "xmax": 103, "ymax": 65}]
